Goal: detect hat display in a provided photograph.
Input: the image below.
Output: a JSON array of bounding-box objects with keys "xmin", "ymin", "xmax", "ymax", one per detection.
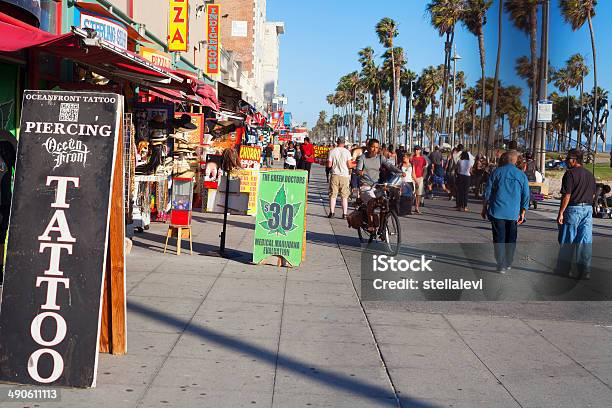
[
  {"xmin": 176, "ymin": 142, "xmax": 192, "ymax": 150},
  {"xmin": 148, "ymin": 115, "xmax": 166, "ymax": 130},
  {"xmin": 170, "ymin": 132, "xmax": 189, "ymax": 143},
  {"xmin": 171, "ymin": 114, "xmax": 197, "ymax": 131}
]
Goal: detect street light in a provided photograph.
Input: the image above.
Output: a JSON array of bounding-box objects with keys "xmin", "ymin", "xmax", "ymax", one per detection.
[{"xmin": 450, "ymin": 47, "xmax": 462, "ymax": 147}]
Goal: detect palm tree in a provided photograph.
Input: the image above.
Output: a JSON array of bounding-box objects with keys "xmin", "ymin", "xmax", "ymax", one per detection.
[
  {"xmin": 462, "ymin": 86, "xmax": 480, "ymax": 149},
  {"xmin": 375, "ymin": 18, "xmax": 400, "ymax": 144},
  {"xmin": 583, "ymin": 86, "xmax": 608, "ymax": 152},
  {"xmin": 567, "ymin": 53, "xmax": 589, "ymax": 146},
  {"xmin": 427, "ymin": 0, "xmax": 465, "ymax": 136},
  {"xmin": 401, "ymin": 70, "xmax": 418, "ymax": 148},
  {"xmin": 383, "ymin": 47, "xmax": 406, "ymax": 146},
  {"xmin": 462, "ymin": 0, "xmax": 493, "ymax": 146},
  {"xmin": 505, "ymin": 0, "xmax": 542, "ymax": 149},
  {"xmin": 559, "ymin": 0, "xmax": 598, "ymax": 154},
  {"xmin": 553, "ymin": 66, "xmax": 572, "ymax": 149},
  {"xmin": 417, "ymin": 65, "xmax": 443, "ymax": 148},
  {"xmin": 358, "ymin": 47, "xmax": 376, "ymax": 139},
  {"xmin": 498, "ymin": 85, "xmax": 524, "ymax": 142},
  {"xmin": 487, "ymin": 0, "xmax": 503, "ymax": 157}
]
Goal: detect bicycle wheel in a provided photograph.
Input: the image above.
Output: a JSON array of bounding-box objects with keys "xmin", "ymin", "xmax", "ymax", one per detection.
[
  {"xmin": 381, "ymin": 211, "xmax": 401, "ymax": 255},
  {"xmin": 357, "ymin": 226, "xmax": 374, "ymax": 244}
]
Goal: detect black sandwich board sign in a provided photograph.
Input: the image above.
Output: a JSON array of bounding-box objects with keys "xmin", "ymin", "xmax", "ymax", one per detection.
[{"xmin": 0, "ymin": 90, "xmax": 121, "ymax": 388}]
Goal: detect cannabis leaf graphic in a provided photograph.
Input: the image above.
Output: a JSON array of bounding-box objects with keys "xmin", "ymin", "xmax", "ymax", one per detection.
[{"xmin": 258, "ymin": 184, "xmax": 301, "ymax": 236}]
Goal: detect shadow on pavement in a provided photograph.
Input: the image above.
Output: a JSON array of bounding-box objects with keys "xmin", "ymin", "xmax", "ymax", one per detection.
[
  {"xmin": 127, "ymin": 300, "xmax": 441, "ymax": 408},
  {"xmin": 131, "ymin": 230, "xmax": 254, "ymax": 264}
]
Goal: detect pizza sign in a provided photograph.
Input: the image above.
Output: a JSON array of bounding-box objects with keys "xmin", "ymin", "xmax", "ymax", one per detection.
[{"xmin": 168, "ymin": 0, "xmax": 188, "ymax": 52}]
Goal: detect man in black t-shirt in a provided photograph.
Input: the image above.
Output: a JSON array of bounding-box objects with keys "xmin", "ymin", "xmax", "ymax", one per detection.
[{"xmin": 556, "ymin": 149, "xmax": 596, "ymax": 278}]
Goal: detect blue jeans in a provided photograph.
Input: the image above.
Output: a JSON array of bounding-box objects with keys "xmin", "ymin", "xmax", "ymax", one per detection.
[
  {"xmin": 489, "ymin": 216, "xmax": 518, "ymax": 269},
  {"xmin": 557, "ymin": 205, "xmax": 593, "ymax": 276}
]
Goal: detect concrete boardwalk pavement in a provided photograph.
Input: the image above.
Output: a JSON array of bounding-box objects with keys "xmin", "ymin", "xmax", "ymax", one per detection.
[{"xmin": 1, "ymin": 164, "xmax": 612, "ymax": 407}]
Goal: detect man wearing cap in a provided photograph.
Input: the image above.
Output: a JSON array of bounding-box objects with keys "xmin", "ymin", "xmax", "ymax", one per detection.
[
  {"xmin": 556, "ymin": 149, "xmax": 596, "ymax": 278},
  {"xmin": 327, "ymin": 138, "xmax": 355, "ymax": 219}
]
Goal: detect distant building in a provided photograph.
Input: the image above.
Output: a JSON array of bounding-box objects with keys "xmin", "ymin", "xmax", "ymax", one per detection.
[
  {"xmin": 272, "ymin": 95, "xmax": 287, "ymax": 113},
  {"xmin": 215, "ymin": 0, "xmax": 284, "ymax": 111},
  {"xmin": 262, "ymin": 21, "xmax": 284, "ymax": 110}
]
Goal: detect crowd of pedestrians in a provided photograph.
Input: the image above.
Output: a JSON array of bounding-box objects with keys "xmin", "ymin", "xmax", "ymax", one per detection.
[{"xmin": 273, "ymin": 136, "xmax": 605, "ymax": 277}]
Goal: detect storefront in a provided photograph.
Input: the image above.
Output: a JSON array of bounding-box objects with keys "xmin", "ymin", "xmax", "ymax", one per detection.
[{"xmin": 0, "ymin": 3, "xmax": 222, "ymax": 236}]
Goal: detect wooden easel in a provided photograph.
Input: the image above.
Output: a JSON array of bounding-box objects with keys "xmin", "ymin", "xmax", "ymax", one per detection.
[
  {"xmin": 164, "ymin": 225, "xmax": 193, "ymax": 255},
  {"xmin": 99, "ymin": 111, "xmax": 127, "ymax": 355}
]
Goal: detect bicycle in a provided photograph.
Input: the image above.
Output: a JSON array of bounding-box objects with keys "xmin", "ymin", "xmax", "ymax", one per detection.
[{"xmin": 347, "ymin": 181, "xmax": 402, "ymax": 256}]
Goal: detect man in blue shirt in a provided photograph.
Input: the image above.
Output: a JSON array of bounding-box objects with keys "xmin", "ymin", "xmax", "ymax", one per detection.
[{"xmin": 481, "ymin": 150, "xmax": 530, "ymax": 272}]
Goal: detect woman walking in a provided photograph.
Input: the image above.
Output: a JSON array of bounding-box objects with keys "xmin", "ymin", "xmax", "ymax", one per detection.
[
  {"xmin": 284, "ymin": 141, "xmax": 297, "ymax": 169},
  {"xmin": 400, "ymin": 153, "xmax": 415, "ymax": 216},
  {"xmin": 456, "ymin": 151, "xmax": 472, "ymax": 212}
]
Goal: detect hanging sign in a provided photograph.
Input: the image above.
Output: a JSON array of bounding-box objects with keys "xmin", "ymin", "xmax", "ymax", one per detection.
[
  {"xmin": 80, "ymin": 13, "xmax": 128, "ymax": 50},
  {"xmin": 168, "ymin": 0, "xmax": 189, "ymax": 52},
  {"xmin": 253, "ymin": 170, "xmax": 308, "ymax": 266},
  {"xmin": 314, "ymin": 145, "xmax": 331, "ymax": 165},
  {"xmin": 205, "ymin": 4, "xmax": 220, "ymax": 75},
  {"xmin": 140, "ymin": 46, "xmax": 172, "ymax": 69},
  {"xmin": 537, "ymin": 100, "xmax": 553, "ymax": 123},
  {"xmin": 239, "ymin": 145, "xmax": 262, "ymax": 169},
  {"xmin": 0, "ymin": 90, "xmax": 121, "ymax": 388},
  {"xmin": 236, "ymin": 169, "xmax": 260, "ymax": 216}
]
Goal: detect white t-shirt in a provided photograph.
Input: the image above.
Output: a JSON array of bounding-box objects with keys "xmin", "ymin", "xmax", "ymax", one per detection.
[
  {"xmin": 328, "ymin": 147, "xmax": 352, "ymax": 177},
  {"xmin": 401, "ymin": 165, "xmax": 413, "ymax": 183},
  {"xmin": 285, "ymin": 148, "xmax": 297, "ymax": 166},
  {"xmin": 457, "ymin": 159, "xmax": 472, "ymax": 176}
]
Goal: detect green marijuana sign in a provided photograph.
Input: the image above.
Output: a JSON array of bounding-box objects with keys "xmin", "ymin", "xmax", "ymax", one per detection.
[
  {"xmin": 253, "ymin": 170, "xmax": 308, "ymax": 266},
  {"xmin": 259, "ymin": 184, "xmax": 301, "ymax": 236}
]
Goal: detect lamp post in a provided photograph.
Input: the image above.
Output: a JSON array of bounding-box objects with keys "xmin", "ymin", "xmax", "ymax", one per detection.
[{"xmin": 450, "ymin": 47, "xmax": 462, "ymax": 148}]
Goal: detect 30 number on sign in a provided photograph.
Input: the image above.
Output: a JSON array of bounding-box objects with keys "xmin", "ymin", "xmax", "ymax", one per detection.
[{"xmin": 264, "ymin": 202, "xmax": 294, "ymax": 231}]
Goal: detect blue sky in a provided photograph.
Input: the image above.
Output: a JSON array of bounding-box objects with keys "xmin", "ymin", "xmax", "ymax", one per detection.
[{"xmin": 267, "ymin": 0, "xmax": 611, "ymax": 129}]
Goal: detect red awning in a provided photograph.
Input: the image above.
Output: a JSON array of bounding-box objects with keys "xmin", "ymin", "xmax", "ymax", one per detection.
[
  {"xmin": 195, "ymin": 84, "xmax": 220, "ymax": 111},
  {"xmin": 36, "ymin": 28, "xmax": 183, "ymax": 85},
  {"xmin": 0, "ymin": 12, "xmax": 62, "ymax": 52},
  {"xmin": 168, "ymin": 69, "xmax": 220, "ymax": 111},
  {"xmin": 145, "ymin": 87, "xmax": 188, "ymax": 103}
]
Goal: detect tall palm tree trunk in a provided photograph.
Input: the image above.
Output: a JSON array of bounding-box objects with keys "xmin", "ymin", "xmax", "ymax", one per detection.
[
  {"xmin": 578, "ymin": 79, "xmax": 584, "ymax": 148},
  {"xmin": 472, "ymin": 109, "xmax": 477, "ymax": 152},
  {"xmin": 529, "ymin": 6, "xmax": 538, "ymax": 155},
  {"xmin": 566, "ymin": 88, "xmax": 570, "ymax": 151},
  {"xmin": 430, "ymin": 99, "xmax": 436, "ymax": 149},
  {"xmin": 487, "ymin": 0, "xmax": 503, "ymax": 158},
  {"xmin": 478, "ymin": 31, "xmax": 486, "ymax": 146},
  {"xmin": 371, "ymin": 91, "xmax": 378, "ymax": 139},
  {"xmin": 440, "ymin": 31, "xmax": 452, "ymax": 135},
  {"xmin": 587, "ymin": 14, "xmax": 598, "ymax": 156},
  {"xmin": 404, "ymin": 95, "xmax": 410, "ymax": 147},
  {"xmin": 391, "ymin": 52, "xmax": 398, "ymax": 146}
]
